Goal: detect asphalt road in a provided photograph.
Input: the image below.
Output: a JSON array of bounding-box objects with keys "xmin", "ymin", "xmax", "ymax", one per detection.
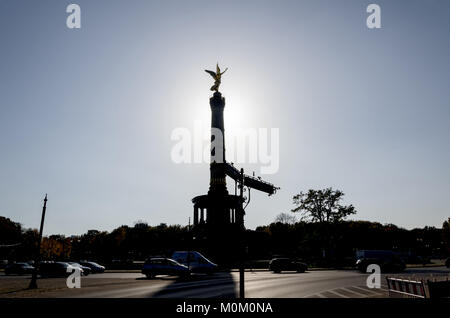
[{"xmin": 1, "ymin": 266, "xmax": 448, "ymax": 298}]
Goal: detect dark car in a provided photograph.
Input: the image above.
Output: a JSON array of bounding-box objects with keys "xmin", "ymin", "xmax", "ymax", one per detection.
[
  {"xmin": 38, "ymin": 262, "xmax": 78, "ymax": 277},
  {"xmin": 356, "ymin": 250, "xmax": 405, "ymax": 273},
  {"xmin": 142, "ymin": 257, "xmax": 189, "ymax": 278},
  {"xmin": 269, "ymin": 258, "xmax": 308, "ymax": 273},
  {"xmin": 68, "ymin": 262, "xmax": 91, "ymax": 276},
  {"xmin": 79, "ymin": 261, "xmax": 105, "ymax": 273},
  {"xmin": 0, "ymin": 260, "xmax": 8, "ymax": 269},
  {"xmin": 4, "ymin": 262, "xmax": 35, "ymax": 275},
  {"xmin": 445, "ymin": 257, "xmax": 450, "ymax": 268}
]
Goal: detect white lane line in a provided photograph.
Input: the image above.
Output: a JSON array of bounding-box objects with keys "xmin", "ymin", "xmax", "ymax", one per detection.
[
  {"xmin": 327, "ymin": 289, "xmax": 350, "ymax": 298},
  {"xmin": 351, "ymin": 285, "xmax": 384, "ymax": 295},
  {"xmin": 300, "ymin": 290, "xmax": 327, "ymax": 298},
  {"xmin": 304, "ymin": 292, "xmax": 327, "ymax": 298},
  {"xmin": 340, "ymin": 287, "xmax": 368, "ymax": 298}
]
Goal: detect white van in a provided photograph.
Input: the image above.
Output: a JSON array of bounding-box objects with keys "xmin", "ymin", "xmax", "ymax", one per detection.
[{"xmin": 171, "ymin": 251, "xmax": 218, "ymax": 274}]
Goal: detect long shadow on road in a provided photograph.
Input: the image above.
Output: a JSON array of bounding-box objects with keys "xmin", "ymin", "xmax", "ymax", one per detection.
[{"xmin": 142, "ymin": 272, "xmax": 237, "ymax": 298}]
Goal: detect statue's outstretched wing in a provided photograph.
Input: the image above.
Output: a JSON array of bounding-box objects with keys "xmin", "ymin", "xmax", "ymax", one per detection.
[{"xmin": 205, "ymin": 70, "xmax": 217, "ymax": 79}]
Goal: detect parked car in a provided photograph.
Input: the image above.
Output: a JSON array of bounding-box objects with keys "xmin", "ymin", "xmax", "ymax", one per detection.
[
  {"xmin": 269, "ymin": 258, "xmax": 308, "ymax": 273},
  {"xmin": 396, "ymin": 252, "xmax": 430, "ymax": 265},
  {"xmin": 171, "ymin": 251, "xmax": 218, "ymax": 274},
  {"xmin": 142, "ymin": 257, "xmax": 189, "ymax": 278},
  {"xmin": 0, "ymin": 260, "xmax": 8, "ymax": 269},
  {"xmin": 68, "ymin": 262, "xmax": 91, "ymax": 276},
  {"xmin": 79, "ymin": 261, "xmax": 105, "ymax": 273},
  {"xmin": 445, "ymin": 257, "xmax": 450, "ymax": 268},
  {"xmin": 4, "ymin": 262, "xmax": 35, "ymax": 275},
  {"xmin": 39, "ymin": 262, "xmax": 79, "ymax": 277},
  {"xmin": 356, "ymin": 250, "xmax": 405, "ymax": 273}
]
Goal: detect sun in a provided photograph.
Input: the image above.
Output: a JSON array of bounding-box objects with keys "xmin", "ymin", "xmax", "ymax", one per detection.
[{"xmin": 223, "ymin": 93, "xmax": 251, "ymax": 135}]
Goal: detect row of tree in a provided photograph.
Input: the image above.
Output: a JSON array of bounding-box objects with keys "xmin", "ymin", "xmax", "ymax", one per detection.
[
  {"xmin": 1, "ymin": 216, "xmax": 448, "ymax": 266},
  {"xmin": 1, "ymin": 188, "xmax": 449, "ymax": 266},
  {"xmin": 0, "ymin": 218, "xmax": 191, "ymax": 263}
]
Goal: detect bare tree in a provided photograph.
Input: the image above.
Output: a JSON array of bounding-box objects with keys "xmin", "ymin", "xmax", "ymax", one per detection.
[{"xmin": 274, "ymin": 212, "xmax": 297, "ymax": 224}]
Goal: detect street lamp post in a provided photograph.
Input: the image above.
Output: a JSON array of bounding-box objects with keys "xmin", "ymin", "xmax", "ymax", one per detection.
[
  {"xmin": 29, "ymin": 194, "xmax": 48, "ymax": 289},
  {"xmin": 239, "ymin": 168, "xmax": 245, "ymax": 299},
  {"xmin": 187, "ymin": 217, "xmax": 191, "ymax": 272}
]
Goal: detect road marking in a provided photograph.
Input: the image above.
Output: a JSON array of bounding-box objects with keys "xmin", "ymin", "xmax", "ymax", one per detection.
[
  {"xmin": 304, "ymin": 285, "xmax": 389, "ymax": 299},
  {"xmin": 351, "ymin": 285, "xmax": 385, "ymax": 295},
  {"xmin": 326, "ymin": 289, "xmax": 350, "ymax": 298},
  {"xmin": 340, "ymin": 287, "xmax": 368, "ymax": 298}
]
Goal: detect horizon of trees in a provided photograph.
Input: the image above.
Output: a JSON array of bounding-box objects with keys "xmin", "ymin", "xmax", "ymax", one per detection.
[
  {"xmin": 1, "ymin": 188, "xmax": 448, "ymax": 265},
  {"xmin": 1, "ymin": 215, "xmax": 449, "ymax": 265}
]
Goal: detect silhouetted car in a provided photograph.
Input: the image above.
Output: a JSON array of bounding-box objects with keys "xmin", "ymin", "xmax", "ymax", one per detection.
[
  {"xmin": 39, "ymin": 262, "xmax": 79, "ymax": 277},
  {"xmin": 0, "ymin": 260, "xmax": 8, "ymax": 269},
  {"xmin": 79, "ymin": 261, "xmax": 105, "ymax": 273},
  {"xmin": 269, "ymin": 258, "xmax": 307, "ymax": 273},
  {"xmin": 4, "ymin": 262, "xmax": 35, "ymax": 275},
  {"xmin": 171, "ymin": 251, "xmax": 218, "ymax": 274},
  {"xmin": 356, "ymin": 250, "xmax": 405, "ymax": 273},
  {"xmin": 445, "ymin": 257, "xmax": 450, "ymax": 268},
  {"xmin": 68, "ymin": 262, "xmax": 91, "ymax": 276},
  {"xmin": 142, "ymin": 257, "xmax": 189, "ymax": 278}
]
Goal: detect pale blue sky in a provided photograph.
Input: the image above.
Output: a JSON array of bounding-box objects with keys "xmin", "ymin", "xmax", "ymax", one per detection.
[{"xmin": 0, "ymin": 0, "xmax": 449, "ymax": 235}]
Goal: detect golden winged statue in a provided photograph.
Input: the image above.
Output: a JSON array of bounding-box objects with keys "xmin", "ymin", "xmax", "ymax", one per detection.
[{"xmin": 205, "ymin": 63, "xmax": 228, "ymax": 92}]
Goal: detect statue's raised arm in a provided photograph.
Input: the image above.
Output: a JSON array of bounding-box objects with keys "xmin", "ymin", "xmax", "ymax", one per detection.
[{"xmin": 205, "ymin": 63, "xmax": 228, "ymax": 92}]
